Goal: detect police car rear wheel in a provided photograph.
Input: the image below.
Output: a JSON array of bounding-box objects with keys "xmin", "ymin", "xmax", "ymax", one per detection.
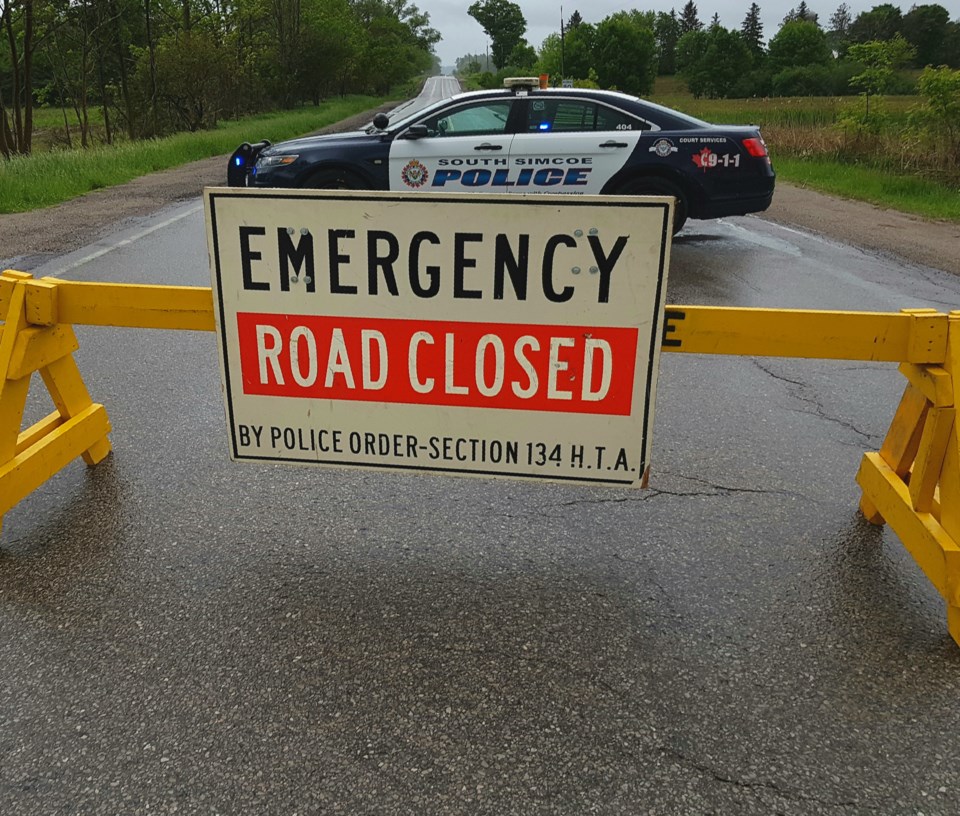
[
  {"xmin": 303, "ymin": 168, "xmax": 367, "ymax": 190},
  {"xmin": 618, "ymin": 177, "xmax": 688, "ymax": 235}
]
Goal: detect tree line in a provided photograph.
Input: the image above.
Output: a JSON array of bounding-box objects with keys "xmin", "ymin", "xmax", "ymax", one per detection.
[
  {"xmin": 460, "ymin": 0, "xmax": 960, "ymax": 98},
  {"xmin": 0, "ymin": 0, "xmax": 441, "ymax": 157}
]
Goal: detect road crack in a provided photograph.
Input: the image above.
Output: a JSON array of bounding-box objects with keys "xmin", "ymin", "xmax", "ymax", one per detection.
[
  {"xmin": 658, "ymin": 745, "xmax": 870, "ymax": 811},
  {"xmin": 752, "ymin": 360, "xmax": 881, "ymax": 444}
]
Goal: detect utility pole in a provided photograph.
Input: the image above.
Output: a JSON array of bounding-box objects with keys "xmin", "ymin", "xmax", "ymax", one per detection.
[{"xmin": 560, "ymin": 6, "xmax": 565, "ymax": 81}]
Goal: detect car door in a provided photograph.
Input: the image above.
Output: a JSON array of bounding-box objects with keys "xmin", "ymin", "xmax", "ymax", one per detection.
[
  {"xmin": 388, "ymin": 99, "xmax": 517, "ymax": 193},
  {"xmin": 507, "ymin": 96, "xmax": 647, "ymax": 194}
]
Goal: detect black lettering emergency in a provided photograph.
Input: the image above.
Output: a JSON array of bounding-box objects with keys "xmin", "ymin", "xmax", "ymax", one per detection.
[
  {"xmin": 367, "ymin": 230, "xmax": 400, "ymax": 296},
  {"xmin": 239, "ymin": 226, "xmax": 268, "ymax": 291},
  {"xmin": 278, "ymin": 228, "xmax": 315, "ymax": 293},
  {"xmin": 453, "ymin": 233, "xmax": 484, "ymax": 299},
  {"xmin": 409, "ymin": 230, "xmax": 441, "ymax": 298},
  {"xmin": 588, "ymin": 235, "xmax": 629, "ymax": 303},
  {"xmin": 493, "ymin": 233, "xmax": 529, "ymax": 301},
  {"xmin": 328, "ymin": 229, "xmax": 357, "ymax": 295},
  {"xmin": 542, "ymin": 234, "xmax": 577, "ymax": 303}
]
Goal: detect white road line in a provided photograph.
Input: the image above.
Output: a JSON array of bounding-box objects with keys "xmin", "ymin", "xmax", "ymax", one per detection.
[{"xmin": 45, "ymin": 202, "xmax": 203, "ymax": 277}]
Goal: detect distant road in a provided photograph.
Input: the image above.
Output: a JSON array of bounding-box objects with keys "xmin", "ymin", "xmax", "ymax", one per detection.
[{"xmin": 386, "ymin": 74, "xmax": 461, "ymax": 121}]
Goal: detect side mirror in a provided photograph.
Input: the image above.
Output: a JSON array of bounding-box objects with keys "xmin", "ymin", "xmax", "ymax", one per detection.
[
  {"xmin": 402, "ymin": 124, "xmax": 430, "ymax": 139},
  {"xmin": 372, "ymin": 112, "xmax": 390, "ymax": 130}
]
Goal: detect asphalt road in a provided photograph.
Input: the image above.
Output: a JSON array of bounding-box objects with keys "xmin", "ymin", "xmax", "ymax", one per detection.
[
  {"xmin": 3, "ymin": 85, "xmax": 960, "ymax": 815},
  {"xmin": 385, "ymin": 75, "xmax": 463, "ymax": 122}
]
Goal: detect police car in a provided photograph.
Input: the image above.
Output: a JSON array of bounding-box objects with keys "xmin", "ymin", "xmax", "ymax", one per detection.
[{"xmin": 227, "ymin": 78, "xmax": 775, "ymax": 234}]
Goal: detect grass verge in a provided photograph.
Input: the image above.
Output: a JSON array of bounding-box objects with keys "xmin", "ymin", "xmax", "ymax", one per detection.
[
  {"xmin": 0, "ymin": 96, "xmax": 385, "ymax": 214},
  {"xmin": 774, "ymin": 157, "xmax": 960, "ymax": 222}
]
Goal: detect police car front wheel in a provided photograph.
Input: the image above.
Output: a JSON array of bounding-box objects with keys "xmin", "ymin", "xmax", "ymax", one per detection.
[{"xmin": 617, "ymin": 177, "xmax": 688, "ymax": 235}]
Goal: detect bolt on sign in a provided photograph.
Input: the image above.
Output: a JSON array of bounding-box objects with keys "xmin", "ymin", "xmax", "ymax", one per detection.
[{"xmin": 204, "ymin": 189, "xmax": 672, "ymax": 486}]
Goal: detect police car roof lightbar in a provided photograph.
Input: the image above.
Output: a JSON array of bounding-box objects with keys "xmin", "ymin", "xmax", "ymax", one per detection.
[{"xmin": 504, "ymin": 77, "xmax": 541, "ymax": 92}]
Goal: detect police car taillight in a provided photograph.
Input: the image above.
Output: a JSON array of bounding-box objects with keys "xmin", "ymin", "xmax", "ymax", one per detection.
[{"xmin": 742, "ymin": 137, "xmax": 767, "ymax": 158}]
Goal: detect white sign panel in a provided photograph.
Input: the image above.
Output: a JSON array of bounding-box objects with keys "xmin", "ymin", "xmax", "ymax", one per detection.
[{"xmin": 205, "ymin": 189, "xmax": 672, "ymax": 487}]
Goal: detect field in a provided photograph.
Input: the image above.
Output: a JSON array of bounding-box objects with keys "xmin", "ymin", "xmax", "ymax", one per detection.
[{"xmin": 649, "ymin": 77, "xmax": 959, "ymax": 221}]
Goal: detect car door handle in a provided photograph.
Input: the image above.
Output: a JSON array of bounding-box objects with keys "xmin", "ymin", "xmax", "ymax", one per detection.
[
  {"xmin": 599, "ymin": 140, "xmax": 629, "ymax": 148},
  {"xmin": 474, "ymin": 143, "xmax": 503, "ymax": 151}
]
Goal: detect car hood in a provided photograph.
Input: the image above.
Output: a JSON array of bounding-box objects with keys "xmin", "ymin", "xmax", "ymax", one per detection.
[{"xmin": 263, "ymin": 129, "xmax": 382, "ymax": 155}]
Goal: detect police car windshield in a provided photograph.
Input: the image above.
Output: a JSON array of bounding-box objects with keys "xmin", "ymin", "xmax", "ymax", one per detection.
[{"xmin": 366, "ymin": 96, "xmax": 461, "ymax": 133}]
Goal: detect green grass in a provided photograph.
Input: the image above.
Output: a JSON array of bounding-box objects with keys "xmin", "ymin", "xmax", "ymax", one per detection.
[
  {"xmin": 774, "ymin": 157, "xmax": 960, "ymax": 221},
  {"xmin": 650, "ymin": 76, "xmax": 917, "ymax": 127},
  {"xmin": 0, "ymin": 96, "xmax": 385, "ymax": 213}
]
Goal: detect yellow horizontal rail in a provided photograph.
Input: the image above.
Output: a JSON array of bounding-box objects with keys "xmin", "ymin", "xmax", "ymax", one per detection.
[
  {"xmin": 661, "ymin": 305, "xmax": 948, "ymax": 364},
  {"xmin": 1, "ymin": 278, "xmax": 950, "ymax": 365},
  {"xmin": 4, "ymin": 271, "xmax": 959, "ymax": 646},
  {"xmin": 1, "ymin": 278, "xmax": 215, "ymax": 332}
]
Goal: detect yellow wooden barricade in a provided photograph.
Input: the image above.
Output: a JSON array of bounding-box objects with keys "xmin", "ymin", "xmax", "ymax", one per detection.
[{"xmin": 2, "ymin": 270, "xmax": 958, "ymax": 644}]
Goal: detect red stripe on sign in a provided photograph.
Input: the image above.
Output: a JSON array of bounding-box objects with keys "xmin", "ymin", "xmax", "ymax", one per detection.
[{"xmin": 236, "ymin": 313, "xmax": 638, "ymax": 416}]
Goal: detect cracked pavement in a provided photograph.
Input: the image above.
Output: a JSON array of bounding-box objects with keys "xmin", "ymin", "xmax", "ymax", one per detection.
[{"xmin": 3, "ymin": 203, "xmax": 960, "ymax": 815}]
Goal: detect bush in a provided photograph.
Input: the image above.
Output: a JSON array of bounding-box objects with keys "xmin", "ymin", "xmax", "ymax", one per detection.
[
  {"xmin": 773, "ymin": 65, "xmax": 837, "ymax": 97},
  {"xmin": 731, "ymin": 69, "xmax": 773, "ymax": 98},
  {"xmin": 909, "ymin": 65, "xmax": 960, "ymax": 171},
  {"xmin": 837, "ymin": 96, "xmax": 890, "ymax": 136}
]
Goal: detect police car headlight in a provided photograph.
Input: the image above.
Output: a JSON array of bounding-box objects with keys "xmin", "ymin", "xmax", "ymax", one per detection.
[{"xmin": 257, "ymin": 154, "xmax": 299, "ymax": 168}]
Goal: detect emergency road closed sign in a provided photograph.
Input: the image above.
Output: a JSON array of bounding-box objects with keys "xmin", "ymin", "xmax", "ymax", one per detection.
[{"xmin": 204, "ymin": 189, "xmax": 672, "ymax": 486}]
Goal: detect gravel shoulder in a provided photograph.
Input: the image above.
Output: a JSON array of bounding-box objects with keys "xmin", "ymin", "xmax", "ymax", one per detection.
[{"xmin": 2, "ymin": 107, "xmax": 959, "ymax": 277}]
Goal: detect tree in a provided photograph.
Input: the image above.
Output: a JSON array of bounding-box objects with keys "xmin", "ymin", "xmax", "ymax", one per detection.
[
  {"xmin": 149, "ymin": 32, "xmax": 232, "ymax": 132},
  {"xmin": 536, "ymin": 32, "xmax": 562, "ymax": 77},
  {"xmin": 508, "ymin": 39, "xmax": 537, "ymax": 68},
  {"xmin": 783, "ymin": 2, "xmax": 819, "ymax": 26},
  {"xmin": 456, "ymin": 52, "xmax": 493, "ymax": 73},
  {"xmin": 740, "ymin": 3, "xmax": 764, "ymax": 57},
  {"xmin": 828, "ymin": 3, "xmax": 852, "ymax": 56},
  {"xmin": 567, "ymin": 9, "xmax": 583, "ymax": 29},
  {"xmin": 0, "ymin": 0, "xmax": 37, "ymax": 155},
  {"xmin": 678, "ymin": 25, "xmax": 754, "ymax": 98},
  {"xmin": 1, "ymin": 0, "xmax": 440, "ymax": 155},
  {"xmin": 943, "ymin": 22, "xmax": 960, "ymax": 70},
  {"xmin": 848, "ymin": 34, "xmax": 915, "ymax": 117},
  {"xmin": 767, "ymin": 20, "xmax": 832, "ymax": 72},
  {"xmin": 655, "ymin": 9, "xmax": 681, "ymax": 74},
  {"xmin": 592, "ymin": 11, "xmax": 656, "ymax": 94},
  {"xmin": 901, "ymin": 4, "xmax": 949, "ymax": 68},
  {"xmin": 849, "ymin": 4, "xmax": 902, "ymax": 43},
  {"xmin": 912, "ymin": 65, "xmax": 960, "ymax": 160},
  {"xmin": 679, "ymin": 1, "xmax": 701, "ymax": 35},
  {"xmin": 563, "ymin": 20, "xmax": 595, "ymax": 79},
  {"xmin": 467, "ymin": 0, "xmax": 527, "ymax": 70}
]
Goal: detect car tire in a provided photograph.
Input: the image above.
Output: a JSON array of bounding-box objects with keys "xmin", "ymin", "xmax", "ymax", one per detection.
[
  {"xmin": 617, "ymin": 177, "xmax": 689, "ymax": 235},
  {"xmin": 303, "ymin": 168, "xmax": 368, "ymax": 190}
]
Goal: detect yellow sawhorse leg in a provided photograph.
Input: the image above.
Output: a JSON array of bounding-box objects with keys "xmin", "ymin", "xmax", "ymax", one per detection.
[
  {"xmin": 858, "ymin": 312, "xmax": 960, "ymax": 644},
  {"xmin": 0, "ymin": 272, "xmax": 112, "ymax": 534}
]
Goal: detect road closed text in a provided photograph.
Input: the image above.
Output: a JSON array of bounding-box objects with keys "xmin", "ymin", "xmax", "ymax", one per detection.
[{"xmin": 237, "ymin": 313, "xmax": 638, "ymax": 415}]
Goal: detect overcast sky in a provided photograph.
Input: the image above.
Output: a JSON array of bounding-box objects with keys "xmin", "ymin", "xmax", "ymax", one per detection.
[{"xmin": 424, "ymin": 0, "xmax": 908, "ymax": 67}]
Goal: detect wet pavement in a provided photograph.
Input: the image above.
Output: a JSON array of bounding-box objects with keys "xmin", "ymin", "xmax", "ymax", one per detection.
[{"xmin": 3, "ymin": 200, "xmax": 960, "ymax": 814}]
